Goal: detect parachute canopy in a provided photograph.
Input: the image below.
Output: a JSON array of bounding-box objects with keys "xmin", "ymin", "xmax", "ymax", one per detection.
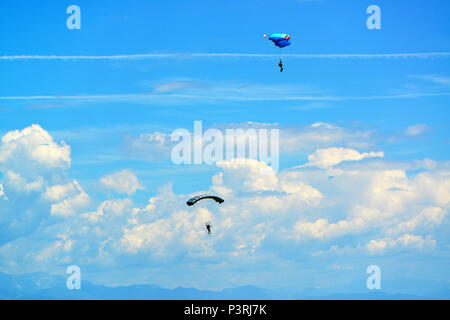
[
  {"xmin": 265, "ymin": 33, "xmax": 291, "ymax": 48},
  {"xmin": 186, "ymin": 194, "xmax": 224, "ymax": 206}
]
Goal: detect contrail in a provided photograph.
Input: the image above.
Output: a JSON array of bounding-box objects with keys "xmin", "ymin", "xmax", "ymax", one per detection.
[
  {"xmin": 0, "ymin": 92, "xmax": 449, "ymax": 102},
  {"xmin": 1, "ymin": 52, "xmax": 450, "ymax": 60}
]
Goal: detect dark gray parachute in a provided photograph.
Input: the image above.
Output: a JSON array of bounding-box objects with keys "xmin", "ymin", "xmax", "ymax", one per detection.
[{"xmin": 186, "ymin": 194, "xmax": 224, "ymax": 206}]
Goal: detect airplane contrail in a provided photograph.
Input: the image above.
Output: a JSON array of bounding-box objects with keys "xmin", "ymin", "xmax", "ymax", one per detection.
[
  {"xmin": 0, "ymin": 92, "xmax": 449, "ymax": 102},
  {"xmin": 1, "ymin": 52, "xmax": 450, "ymax": 60}
]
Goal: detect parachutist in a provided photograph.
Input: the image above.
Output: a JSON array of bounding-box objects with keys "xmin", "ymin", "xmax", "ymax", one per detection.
[
  {"xmin": 186, "ymin": 194, "xmax": 222, "ymax": 236},
  {"xmin": 265, "ymin": 33, "xmax": 290, "ymax": 72},
  {"xmin": 266, "ymin": 33, "xmax": 291, "ymax": 48},
  {"xmin": 187, "ymin": 194, "xmax": 224, "ymax": 206}
]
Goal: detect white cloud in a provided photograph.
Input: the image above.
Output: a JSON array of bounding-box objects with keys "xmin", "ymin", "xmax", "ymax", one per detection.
[
  {"xmin": 299, "ymin": 147, "xmax": 384, "ymax": 168},
  {"xmin": 411, "ymin": 75, "xmax": 450, "ymax": 86},
  {"xmin": 366, "ymin": 234, "xmax": 436, "ymax": 254},
  {"xmin": 119, "ymin": 191, "xmax": 216, "ymax": 259},
  {"xmin": 49, "ymin": 181, "xmax": 90, "ymax": 217},
  {"xmin": 293, "ymin": 217, "xmax": 366, "ymax": 240},
  {"xmin": 100, "ymin": 169, "xmax": 143, "ymax": 195},
  {"xmin": 215, "ymin": 159, "xmax": 278, "ymax": 192},
  {"xmin": 285, "ymin": 163, "xmax": 449, "ymax": 248},
  {"xmin": 0, "ymin": 125, "xmax": 89, "ymax": 244},
  {"xmin": 0, "ymin": 182, "xmax": 7, "ymax": 200},
  {"xmin": 152, "ymin": 80, "xmax": 212, "ymax": 93},
  {"xmin": 0, "ymin": 124, "xmax": 71, "ymax": 177},
  {"xmin": 2, "ymin": 52, "xmax": 448, "ymax": 61},
  {"xmin": 116, "ymin": 159, "xmax": 325, "ymax": 262},
  {"xmin": 82, "ymin": 198, "xmax": 133, "ymax": 223},
  {"xmin": 389, "ymin": 206, "xmax": 448, "ymax": 235},
  {"xmin": 4, "ymin": 171, "xmax": 44, "ymax": 193},
  {"xmin": 44, "ymin": 180, "xmax": 80, "ymax": 202},
  {"xmin": 283, "ymin": 122, "xmax": 376, "ymax": 151},
  {"xmin": 217, "ymin": 122, "xmax": 376, "ymax": 153},
  {"xmin": 405, "ymin": 124, "xmax": 431, "ymax": 136},
  {"xmin": 0, "ymin": 124, "xmax": 449, "ymax": 289},
  {"xmin": 123, "ymin": 122, "xmax": 377, "ymax": 162},
  {"xmin": 124, "ymin": 132, "xmax": 174, "ymax": 161}
]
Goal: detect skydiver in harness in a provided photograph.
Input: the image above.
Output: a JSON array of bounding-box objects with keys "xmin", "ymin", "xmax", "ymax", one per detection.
[
  {"xmin": 206, "ymin": 221, "xmax": 212, "ymax": 235},
  {"xmin": 264, "ymin": 33, "xmax": 291, "ymax": 72}
]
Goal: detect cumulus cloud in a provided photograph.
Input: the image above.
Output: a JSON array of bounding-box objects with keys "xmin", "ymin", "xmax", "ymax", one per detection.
[
  {"xmin": 111, "ymin": 159, "xmax": 325, "ymax": 265},
  {"xmin": 293, "ymin": 217, "xmax": 366, "ymax": 240},
  {"xmin": 388, "ymin": 206, "xmax": 448, "ymax": 235},
  {"xmin": 299, "ymin": 147, "xmax": 384, "ymax": 168},
  {"xmin": 366, "ymin": 234, "xmax": 436, "ymax": 254},
  {"xmin": 44, "ymin": 181, "xmax": 81, "ymax": 202},
  {"xmin": 4, "ymin": 171, "xmax": 44, "ymax": 193},
  {"xmin": 100, "ymin": 169, "xmax": 143, "ymax": 195},
  {"xmin": 82, "ymin": 198, "xmax": 133, "ymax": 223},
  {"xmin": 47, "ymin": 181, "xmax": 90, "ymax": 217},
  {"xmin": 215, "ymin": 159, "xmax": 278, "ymax": 192},
  {"xmin": 285, "ymin": 162, "xmax": 449, "ymax": 255},
  {"xmin": 0, "ymin": 124, "xmax": 71, "ymax": 177},
  {"xmin": 0, "ymin": 125, "xmax": 86, "ymax": 244},
  {"xmin": 108, "ymin": 156, "xmax": 448, "ymax": 287},
  {"xmin": 0, "ymin": 124, "xmax": 449, "ymax": 289}
]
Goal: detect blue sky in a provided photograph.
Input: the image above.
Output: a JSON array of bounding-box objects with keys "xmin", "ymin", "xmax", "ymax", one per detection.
[{"xmin": 0, "ymin": 0, "xmax": 449, "ymax": 294}]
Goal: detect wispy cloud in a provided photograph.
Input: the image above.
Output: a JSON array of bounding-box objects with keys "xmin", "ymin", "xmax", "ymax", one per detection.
[
  {"xmin": 410, "ymin": 75, "xmax": 450, "ymax": 86},
  {"xmin": 0, "ymin": 92, "xmax": 449, "ymax": 103},
  {"xmin": 24, "ymin": 103, "xmax": 68, "ymax": 109},
  {"xmin": 152, "ymin": 80, "xmax": 213, "ymax": 93},
  {"xmin": 405, "ymin": 124, "xmax": 432, "ymax": 136}
]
